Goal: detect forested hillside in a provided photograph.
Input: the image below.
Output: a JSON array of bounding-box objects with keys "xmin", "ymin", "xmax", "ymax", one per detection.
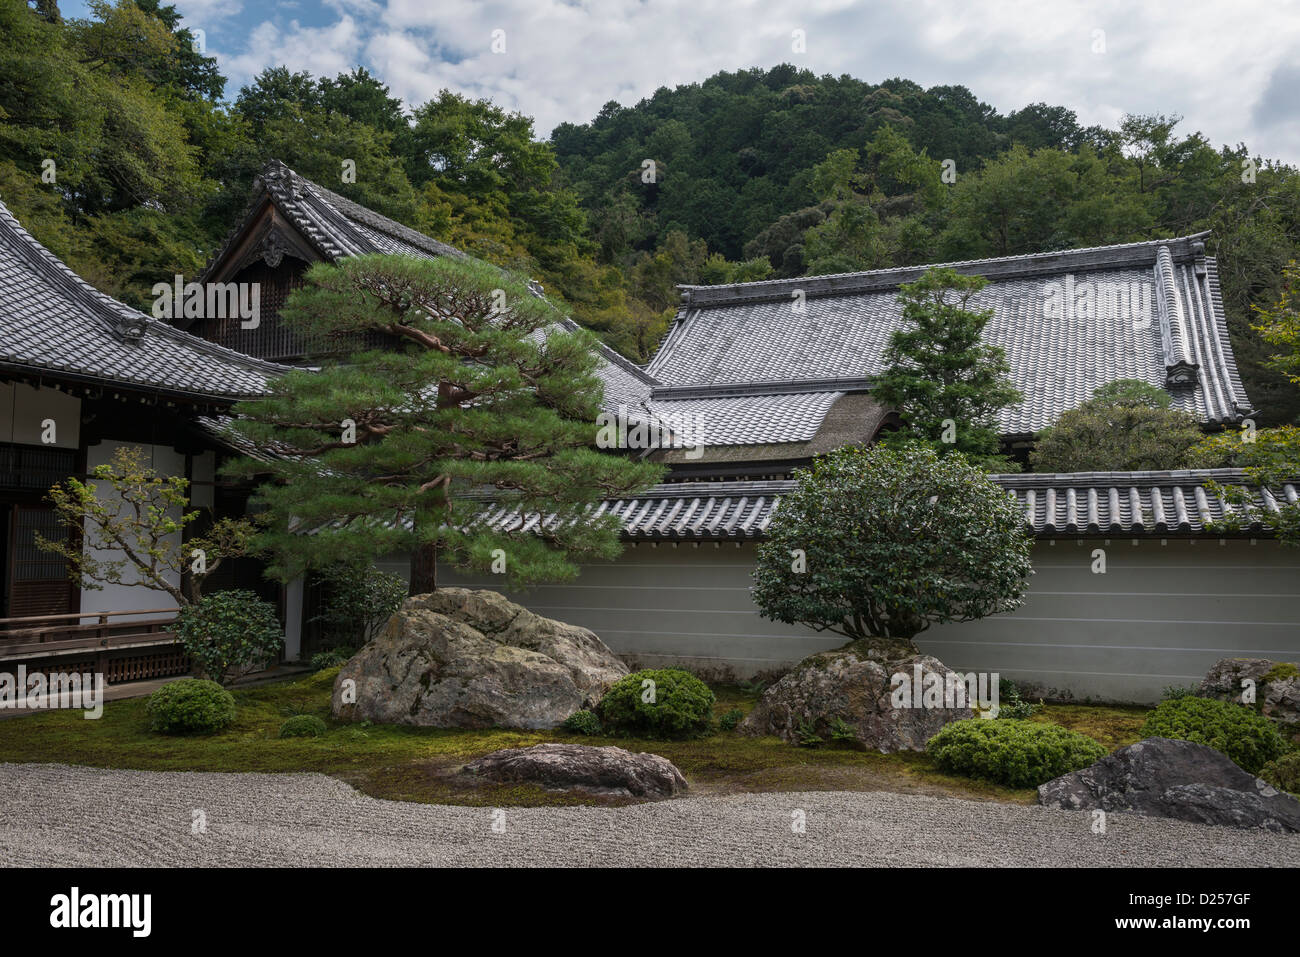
[{"xmin": 3, "ymin": 1, "xmax": 1299, "ymax": 422}]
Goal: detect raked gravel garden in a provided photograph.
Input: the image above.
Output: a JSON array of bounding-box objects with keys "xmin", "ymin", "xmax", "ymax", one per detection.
[{"xmin": 2, "ymin": 662, "xmax": 1299, "ymax": 867}]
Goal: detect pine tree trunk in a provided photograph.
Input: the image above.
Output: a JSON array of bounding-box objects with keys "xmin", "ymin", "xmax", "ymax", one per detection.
[{"xmin": 410, "ymin": 541, "xmax": 437, "ymax": 595}]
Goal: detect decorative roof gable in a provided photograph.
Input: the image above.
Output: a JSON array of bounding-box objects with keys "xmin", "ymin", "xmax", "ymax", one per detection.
[{"xmin": 0, "ymin": 200, "xmax": 282, "ymax": 402}]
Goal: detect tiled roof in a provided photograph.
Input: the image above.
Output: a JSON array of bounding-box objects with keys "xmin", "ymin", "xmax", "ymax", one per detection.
[
  {"xmin": 648, "ymin": 235, "xmax": 1253, "ymax": 434},
  {"xmin": 468, "ymin": 469, "xmax": 1298, "ymax": 540},
  {"xmin": 0, "ymin": 200, "xmax": 282, "ymax": 402},
  {"xmin": 644, "ymin": 391, "xmax": 844, "ymax": 446},
  {"xmin": 201, "ymin": 161, "xmax": 658, "ymax": 417},
  {"xmin": 219, "ymin": 160, "xmax": 467, "ymax": 265}
]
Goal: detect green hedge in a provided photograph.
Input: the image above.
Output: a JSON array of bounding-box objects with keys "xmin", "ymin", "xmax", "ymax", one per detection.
[
  {"xmin": 1141, "ymin": 697, "xmax": 1289, "ymax": 774},
  {"xmin": 562, "ymin": 709, "xmax": 602, "ymax": 736},
  {"xmin": 279, "ymin": 715, "xmax": 328, "ymax": 738},
  {"xmin": 926, "ymin": 718, "xmax": 1107, "ymax": 788},
  {"xmin": 1261, "ymin": 753, "xmax": 1300, "ymax": 795},
  {"xmin": 597, "ymin": 669, "xmax": 715, "ymax": 739},
  {"xmin": 146, "ymin": 679, "xmax": 236, "ymax": 735}
]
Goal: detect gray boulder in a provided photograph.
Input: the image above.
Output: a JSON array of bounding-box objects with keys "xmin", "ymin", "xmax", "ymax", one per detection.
[
  {"xmin": 462, "ymin": 743, "xmax": 687, "ymax": 798},
  {"xmin": 739, "ymin": 637, "xmax": 975, "ymax": 752},
  {"xmin": 1038, "ymin": 737, "xmax": 1300, "ymax": 833},
  {"xmin": 1198, "ymin": 657, "xmax": 1299, "ymax": 726},
  {"xmin": 332, "ymin": 588, "xmax": 628, "ymax": 729}
]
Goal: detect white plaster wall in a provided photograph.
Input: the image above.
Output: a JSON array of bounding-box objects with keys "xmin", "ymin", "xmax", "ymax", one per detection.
[
  {"xmin": 383, "ymin": 538, "xmax": 1300, "ymax": 704},
  {"xmin": 80, "ymin": 441, "xmax": 185, "ymax": 622},
  {"xmin": 0, "ymin": 382, "xmax": 80, "ymax": 449}
]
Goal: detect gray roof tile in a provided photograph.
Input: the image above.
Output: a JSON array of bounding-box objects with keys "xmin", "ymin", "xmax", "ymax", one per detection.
[
  {"xmin": 649, "ymin": 235, "xmax": 1252, "ymax": 433},
  {"xmin": 644, "ymin": 391, "xmax": 842, "ymax": 446},
  {"xmin": 202, "ymin": 161, "xmax": 658, "ymax": 418},
  {"xmin": 0, "ymin": 200, "xmax": 282, "ymax": 401},
  {"xmin": 471, "ymin": 469, "xmax": 1296, "ymax": 540}
]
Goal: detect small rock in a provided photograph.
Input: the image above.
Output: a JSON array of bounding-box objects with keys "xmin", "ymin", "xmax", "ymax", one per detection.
[
  {"xmin": 1198, "ymin": 658, "xmax": 1299, "ymax": 726},
  {"xmin": 462, "ymin": 743, "xmax": 688, "ymax": 798},
  {"xmin": 1038, "ymin": 737, "xmax": 1300, "ymax": 833}
]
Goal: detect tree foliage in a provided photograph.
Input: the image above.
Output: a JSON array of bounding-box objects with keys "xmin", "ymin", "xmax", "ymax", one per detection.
[
  {"xmin": 227, "ymin": 254, "xmax": 664, "ymax": 592},
  {"xmin": 37, "ymin": 445, "xmax": 254, "ymax": 606},
  {"xmin": 1254, "ymin": 261, "xmax": 1300, "ymax": 386},
  {"xmin": 752, "ymin": 445, "xmax": 1033, "ymax": 645},
  {"xmin": 1029, "ymin": 379, "xmax": 1205, "ymax": 472},
  {"xmin": 3, "ymin": 8, "xmax": 1299, "ymax": 418},
  {"xmin": 1188, "ymin": 424, "xmax": 1300, "ymax": 545},
  {"xmin": 873, "ymin": 268, "xmax": 1021, "ymax": 467}
]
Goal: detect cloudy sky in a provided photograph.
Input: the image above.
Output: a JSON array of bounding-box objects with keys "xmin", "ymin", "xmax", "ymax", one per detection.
[{"xmin": 64, "ymin": 0, "xmax": 1300, "ymax": 162}]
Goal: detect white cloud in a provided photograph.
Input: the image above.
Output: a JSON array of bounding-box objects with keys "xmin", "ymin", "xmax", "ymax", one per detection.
[
  {"xmin": 173, "ymin": 0, "xmax": 246, "ymax": 24},
  {"xmin": 220, "ymin": 16, "xmax": 366, "ymax": 92},
  {"xmin": 210, "ymin": 0, "xmax": 1300, "ymax": 161}
]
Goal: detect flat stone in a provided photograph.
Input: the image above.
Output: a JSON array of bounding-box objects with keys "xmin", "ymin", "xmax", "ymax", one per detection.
[{"xmin": 461, "ymin": 743, "xmax": 688, "ymax": 798}]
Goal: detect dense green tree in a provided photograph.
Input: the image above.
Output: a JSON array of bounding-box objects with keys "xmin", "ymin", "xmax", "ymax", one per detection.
[
  {"xmin": 1253, "ymin": 261, "xmax": 1300, "ymax": 386},
  {"xmin": 227, "ymin": 254, "xmax": 664, "ymax": 594},
  {"xmin": 752, "ymin": 444, "xmax": 1033, "ymax": 648},
  {"xmin": 873, "ymin": 269, "xmax": 1021, "ymax": 467},
  {"xmin": 1029, "ymin": 380, "xmax": 1205, "ymax": 472}
]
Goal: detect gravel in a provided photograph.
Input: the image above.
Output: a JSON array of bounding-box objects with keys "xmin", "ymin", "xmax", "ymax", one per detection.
[{"xmin": 2, "ymin": 762, "xmax": 1298, "ymax": 867}]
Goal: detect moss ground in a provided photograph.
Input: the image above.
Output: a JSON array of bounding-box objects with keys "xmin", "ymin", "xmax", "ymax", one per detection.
[{"xmin": 0, "ymin": 668, "xmax": 1151, "ymax": 807}]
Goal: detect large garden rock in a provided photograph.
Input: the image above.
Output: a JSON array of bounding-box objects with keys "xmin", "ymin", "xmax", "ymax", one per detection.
[
  {"xmin": 1038, "ymin": 737, "xmax": 1300, "ymax": 833},
  {"xmin": 462, "ymin": 743, "xmax": 687, "ymax": 798},
  {"xmin": 332, "ymin": 588, "xmax": 628, "ymax": 729},
  {"xmin": 1198, "ymin": 658, "xmax": 1300, "ymax": 726},
  {"xmin": 738, "ymin": 637, "xmax": 975, "ymax": 752}
]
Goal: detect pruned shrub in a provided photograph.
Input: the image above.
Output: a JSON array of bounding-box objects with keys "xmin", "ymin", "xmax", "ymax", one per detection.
[
  {"xmin": 279, "ymin": 715, "xmax": 327, "ymax": 738},
  {"xmin": 1260, "ymin": 753, "xmax": 1300, "ymax": 795},
  {"xmin": 147, "ymin": 679, "xmax": 236, "ymax": 735},
  {"xmin": 995, "ymin": 680, "xmax": 1041, "ymax": 719},
  {"xmin": 1141, "ymin": 697, "xmax": 1289, "ymax": 774},
  {"xmin": 597, "ymin": 669, "xmax": 715, "ymax": 739},
  {"xmin": 310, "ymin": 648, "xmax": 352, "ymax": 671},
  {"xmin": 312, "ymin": 562, "xmax": 406, "ymax": 648},
  {"xmin": 562, "ymin": 709, "xmax": 602, "ymax": 736},
  {"xmin": 926, "ymin": 718, "xmax": 1107, "ymax": 788},
  {"xmin": 718, "ymin": 708, "xmax": 745, "ymax": 731},
  {"xmin": 175, "ymin": 589, "xmax": 283, "ymax": 685}
]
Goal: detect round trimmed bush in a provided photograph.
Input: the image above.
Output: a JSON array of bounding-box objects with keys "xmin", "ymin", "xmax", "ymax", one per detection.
[
  {"xmin": 597, "ymin": 669, "xmax": 715, "ymax": 739},
  {"xmin": 147, "ymin": 679, "xmax": 236, "ymax": 735},
  {"xmin": 279, "ymin": 715, "xmax": 328, "ymax": 738},
  {"xmin": 1260, "ymin": 753, "xmax": 1300, "ymax": 795},
  {"xmin": 1140, "ymin": 697, "xmax": 1288, "ymax": 774},
  {"xmin": 175, "ymin": 589, "xmax": 283, "ymax": 685},
  {"xmin": 562, "ymin": 709, "xmax": 602, "ymax": 736},
  {"xmin": 926, "ymin": 718, "xmax": 1108, "ymax": 788}
]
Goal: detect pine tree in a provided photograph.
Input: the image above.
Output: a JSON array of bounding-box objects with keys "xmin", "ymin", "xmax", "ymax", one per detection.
[
  {"xmin": 228, "ymin": 254, "xmax": 664, "ymax": 594},
  {"xmin": 873, "ymin": 268, "xmax": 1021, "ymax": 468}
]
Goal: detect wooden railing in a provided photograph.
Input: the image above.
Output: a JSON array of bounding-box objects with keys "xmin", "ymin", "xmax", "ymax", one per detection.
[{"xmin": 0, "ymin": 608, "xmax": 180, "ymax": 661}]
